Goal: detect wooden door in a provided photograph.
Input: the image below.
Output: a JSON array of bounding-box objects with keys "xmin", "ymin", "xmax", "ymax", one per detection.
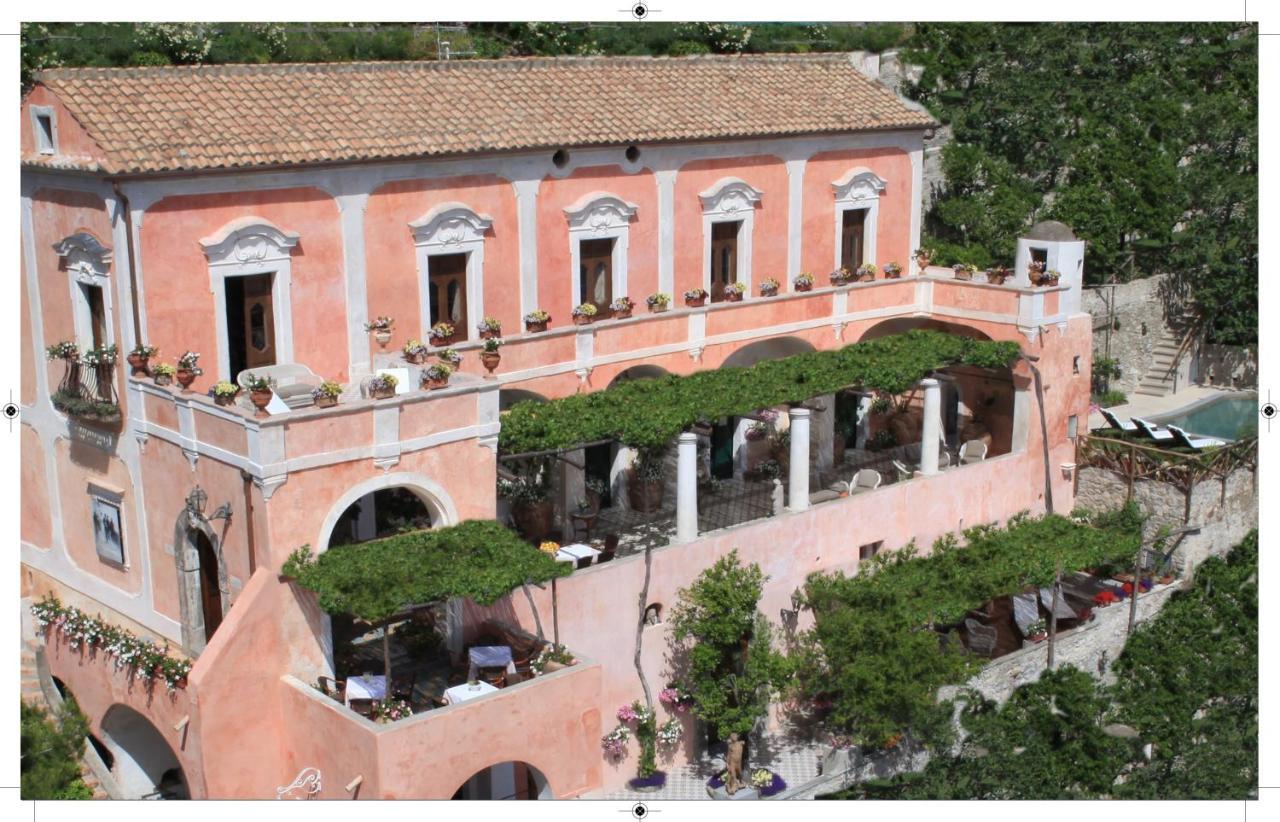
[
  {"xmin": 85, "ymin": 284, "xmax": 107, "ymax": 350},
  {"xmin": 195, "ymin": 531, "xmax": 223, "ymax": 642},
  {"xmin": 429, "ymin": 253, "xmax": 469, "ymax": 339},
  {"xmin": 710, "ymin": 221, "xmax": 739, "ymax": 302},
  {"xmin": 578, "ymin": 239, "xmax": 613, "ymax": 311},
  {"xmin": 241, "ymin": 273, "xmax": 276, "ymax": 370},
  {"xmin": 840, "ymin": 209, "xmax": 866, "ymax": 271}
]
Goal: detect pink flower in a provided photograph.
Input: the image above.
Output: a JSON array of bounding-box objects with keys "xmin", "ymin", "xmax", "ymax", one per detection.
[{"xmin": 617, "ymin": 704, "xmax": 638, "ymax": 722}]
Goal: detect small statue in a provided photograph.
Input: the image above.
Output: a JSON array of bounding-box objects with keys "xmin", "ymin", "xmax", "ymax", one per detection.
[{"xmin": 723, "ymin": 732, "xmax": 745, "ymax": 795}]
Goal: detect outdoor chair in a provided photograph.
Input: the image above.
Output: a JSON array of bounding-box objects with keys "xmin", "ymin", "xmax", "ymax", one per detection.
[
  {"xmin": 348, "ymin": 698, "xmax": 376, "ymax": 718},
  {"xmin": 891, "ymin": 460, "xmax": 914, "ymax": 482},
  {"xmin": 575, "ymin": 555, "xmax": 593, "ymax": 570},
  {"xmin": 318, "ymin": 676, "xmax": 345, "ymax": 702},
  {"xmin": 236, "ymin": 363, "xmax": 323, "ymax": 409},
  {"xmin": 1099, "ymin": 408, "xmax": 1139, "ymax": 433},
  {"xmin": 1131, "ymin": 417, "xmax": 1176, "ymax": 442},
  {"xmin": 959, "ymin": 440, "xmax": 988, "ymax": 465},
  {"xmin": 479, "ymin": 668, "xmax": 507, "ymax": 688},
  {"xmin": 390, "ymin": 672, "xmax": 416, "ymax": 701},
  {"xmin": 596, "ymin": 549, "xmax": 616, "ymax": 564},
  {"xmin": 846, "ymin": 468, "xmax": 882, "ymax": 495},
  {"xmin": 1166, "ymin": 424, "xmax": 1225, "ymax": 450}
]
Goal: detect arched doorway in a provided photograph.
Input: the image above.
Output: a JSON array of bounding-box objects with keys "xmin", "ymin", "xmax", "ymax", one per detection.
[
  {"xmin": 330, "ymin": 487, "xmax": 436, "ymax": 548},
  {"xmin": 720, "ymin": 335, "xmax": 816, "ymax": 369},
  {"xmin": 173, "ymin": 513, "xmax": 228, "ymax": 655},
  {"xmin": 452, "ymin": 761, "xmax": 552, "ymax": 800},
  {"xmin": 194, "ymin": 530, "xmax": 222, "ymax": 643},
  {"xmin": 99, "ymin": 705, "xmax": 188, "ymax": 799}
]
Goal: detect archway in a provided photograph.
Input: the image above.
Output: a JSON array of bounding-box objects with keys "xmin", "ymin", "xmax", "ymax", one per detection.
[
  {"xmin": 451, "ymin": 761, "xmax": 552, "ymax": 800},
  {"xmin": 172, "ymin": 512, "xmax": 228, "ymax": 655},
  {"xmin": 329, "ymin": 487, "xmax": 436, "ymax": 548},
  {"xmin": 856, "ymin": 316, "xmax": 995, "ymax": 343},
  {"xmin": 194, "ymin": 530, "xmax": 223, "ymax": 642},
  {"xmin": 720, "ymin": 335, "xmax": 816, "ymax": 369},
  {"xmin": 608, "ymin": 364, "xmax": 669, "ymax": 387},
  {"xmin": 99, "ymin": 705, "xmax": 188, "ymax": 799},
  {"xmin": 316, "ymin": 474, "xmax": 458, "ymax": 553},
  {"xmin": 499, "ymin": 388, "xmax": 548, "ymax": 413}
]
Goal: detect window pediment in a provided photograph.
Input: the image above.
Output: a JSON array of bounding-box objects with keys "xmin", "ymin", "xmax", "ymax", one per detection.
[
  {"xmin": 698, "ymin": 178, "xmax": 763, "ymax": 215},
  {"xmin": 54, "ymin": 232, "xmax": 112, "ymax": 280},
  {"xmin": 564, "ymin": 192, "xmax": 638, "ymax": 234},
  {"xmin": 409, "ymin": 203, "xmax": 493, "ymax": 248},
  {"xmin": 832, "ymin": 168, "xmax": 887, "ymax": 203},
  {"xmin": 200, "ymin": 217, "xmax": 299, "ymax": 268}
]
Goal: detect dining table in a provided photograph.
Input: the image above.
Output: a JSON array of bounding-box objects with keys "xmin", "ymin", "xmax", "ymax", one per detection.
[
  {"xmin": 468, "ymin": 645, "xmax": 517, "ymax": 681},
  {"xmin": 345, "ymin": 674, "xmax": 387, "ymax": 706},
  {"xmin": 443, "ymin": 680, "xmax": 499, "ymax": 705},
  {"xmin": 555, "ymin": 542, "xmax": 601, "ymax": 564}
]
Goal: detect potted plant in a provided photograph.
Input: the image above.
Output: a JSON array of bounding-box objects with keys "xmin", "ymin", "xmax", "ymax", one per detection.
[
  {"xmin": 683, "ymin": 288, "xmax": 708, "ymax": 308},
  {"xmin": 402, "ymin": 339, "xmax": 429, "ymax": 365},
  {"xmin": 368, "ymin": 373, "xmax": 398, "ymax": 400},
  {"xmin": 1024, "ymin": 618, "xmax": 1048, "ymax": 642},
  {"xmin": 953, "ymin": 262, "xmax": 978, "ymax": 281},
  {"xmin": 794, "ymin": 272, "xmax": 815, "ymax": 292},
  {"xmin": 428, "ymin": 321, "xmax": 456, "ymax": 346},
  {"xmin": 524, "ymin": 309, "xmax": 551, "ymax": 333},
  {"xmin": 46, "ymin": 340, "xmax": 79, "ymax": 361},
  {"xmin": 610, "ymin": 295, "xmax": 635, "ymax": 319},
  {"xmin": 723, "ymin": 281, "xmax": 746, "ymax": 302},
  {"xmin": 1041, "ymin": 268, "xmax": 1061, "ymax": 286},
  {"xmin": 1027, "ymin": 259, "xmax": 1047, "ymax": 285},
  {"xmin": 365, "ymin": 316, "xmax": 394, "ymax": 348},
  {"xmin": 421, "ymin": 362, "xmax": 452, "ymax": 390},
  {"xmin": 628, "ymin": 451, "xmax": 665, "ymax": 512},
  {"xmin": 572, "ymin": 303, "xmax": 599, "ymax": 326},
  {"xmin": 882, "ymin": 262, "xmax": 903, "ymax": 279},
  {"xmin": 312, "ymin": 380, "xmax": 343, "ymax": 408},
  {"xmin": 533, "ymin": 643, "xmax": 577, "ymax": 674},
  {"xmin": 371, "ymin": 697, "xmax": 413, "ymax": 724},
  {"xmin": 856, "ymin": 263, "xmax": 878, "ymax": 282},
  {"xmin": 829, "ymin": 267, "xmax": 853, "ymax": 286},
  {"xmin": 480, "ymin": 337, "xmax": 503, "ymax": 375},
  {"xmin": 212, "ymin": 381, "xmax": 240, "ymax": 407},
  {"xmin": 437, "ymin": 348, "xmax": 462, "ymax": 368},
  {"xmin": 176, "ymin": 351, "xmax": 202, "ymax": 391},
  {"xmin": 499, "ymin": 468, "xmax": 553, "ymax": 541},
  {"xmin": 914, "ymin": 247, "xmax": 935, "ymax": 271},
  {"xmin": 760, "ymin": 277, "xmax": 780, "ymax": 297},
  {"xmin": 646, "ymin": 292, "xmax": 671, "ymax": 313},
  {"xmin": 986, "ymin": 265, "xmax": 1012, "ymax": 285},
  {"xmin": 477, "ymin": 316, "xmax": 502, "ymax": 339},
  {"xmin": 152, "ymin": 363, "xmax": 176, "ymax": 387},
  {"xmin": 127, "ymin": 343, "xmax": 158, "ymax": 375},
  {"xmin": 243, "ymin": 372, "xmax": 275, "ymax": 415}
]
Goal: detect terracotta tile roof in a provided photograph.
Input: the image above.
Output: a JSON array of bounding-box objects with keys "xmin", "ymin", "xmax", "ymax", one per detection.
[{"xmin": 30, "ymin": 54, "xmax": 936, "ymax": 175}]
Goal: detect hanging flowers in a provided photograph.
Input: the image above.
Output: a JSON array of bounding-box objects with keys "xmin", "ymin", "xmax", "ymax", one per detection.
[
  {"xmin": 656, "ymin": 717, "xmax": 683, "ymax": 748},
  {"xmin": 601, "ymin": 724, "xmax": 631, "ymax": 756},
  {"xmin": 372, "ymin": 697, "xmax": 414, "ymax": 723},
  {"xmin": 659, "ymin": 685, "xmax": 694, "ymax": 712}
]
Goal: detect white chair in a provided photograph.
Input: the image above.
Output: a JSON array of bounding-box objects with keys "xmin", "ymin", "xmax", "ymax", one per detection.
[
  {"xmin": 1131, "ymin": 417, "xmax": 1175, "ymax": 442},
  {"xmin": 891, "ymin": 460, "xmax": 913, "ymax": 482},
  {"xmin": 959, "ymin": 440, "xmax": 988, "ymax": 465},
  {"xmin": 1166, "ymin": 424, "xmax": 1225, "ymax": 450},
  {"xmin": 1099, "ymin": 408, "xmax": 1139, "ymax": 433},
  {"xmin": 845, "ymin": 468, "xmax": 882, "ymax": 495},
  {"xmin": 237, "ymin": 363, "xmax": 321, "ymax": 409}
]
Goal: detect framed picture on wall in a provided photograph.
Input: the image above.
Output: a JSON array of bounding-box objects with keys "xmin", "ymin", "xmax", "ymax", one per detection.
[{"xmin": 90, "ymin": 492, "xmax": 125, "ymax": 566}]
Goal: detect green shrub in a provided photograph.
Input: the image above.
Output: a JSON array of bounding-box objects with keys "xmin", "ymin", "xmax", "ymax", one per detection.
[{"xmin": 21, "ymin": 698, "xmax": 91, "ymax": 800}]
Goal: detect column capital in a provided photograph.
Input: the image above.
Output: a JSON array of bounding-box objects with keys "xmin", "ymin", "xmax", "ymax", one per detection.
[
  {"xmin": 678, "ymin": 431, "xmax": 698, "ymax": 444},
  {"xmin": 921, "ymin": 377, "xmax": 940, "ymax": 388},
  {"xmin": 788, "ymin": 406, "xmax": 812, "ymax": 419}
]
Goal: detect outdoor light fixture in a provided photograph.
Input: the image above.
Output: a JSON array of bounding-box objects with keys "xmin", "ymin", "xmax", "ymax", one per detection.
[{"xmin": 186, "ymin": 485, "xmax": 233, "ymax": 524}]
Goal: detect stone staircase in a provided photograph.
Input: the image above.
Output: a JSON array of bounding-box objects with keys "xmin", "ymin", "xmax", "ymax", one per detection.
[{"xmin": 1133, "ymin": 315, "xmax": 1200, "ymax": 397}]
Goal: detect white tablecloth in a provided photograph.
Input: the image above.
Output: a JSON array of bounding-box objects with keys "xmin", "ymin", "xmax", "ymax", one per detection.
[
  {"xmin": 555, "ymin": 543, "xmax": 601, "ymax": 564},
  {"xmin": 345, "ymin": 674, "xmax": 386, "ymax": 706},
  {"xmin": 444, "ymin": 680, "xmax": 498, "ymax": 704},
  {"xmin": 468, "ymin": 645, "xmax": 517, "ymax": 680}
]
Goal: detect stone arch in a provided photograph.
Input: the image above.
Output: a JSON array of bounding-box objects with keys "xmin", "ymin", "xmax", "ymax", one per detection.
[
  {"xmin": 172, "ymin": 509, "xmax": 229, "ymax": 656},
  {"xmin": 315, "ymin": 473, "xmax": 459, "ymax": 553},
  {"xmin": 451, "ymin": 760, "xmax": 553, "ymax": 800},
  {"xmin": 499, "ymin": 388, "xmax": 548, "ymax": 413},
  {"xmin": 608, "ymin": 364, "xmax": 670, "ymax": 387},
  {"xmin": 856, "ymin": 316, "xmax": 995, "ymax": 343},
  {"xmin": 99, "ymin": 704, "xmax": 188, "ymax": 799},
  {"xmin": 720, "ymin": 335, "xmax": 816, "ymax": 369}
]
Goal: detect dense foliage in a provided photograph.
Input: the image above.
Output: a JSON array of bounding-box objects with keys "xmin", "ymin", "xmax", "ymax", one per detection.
[
  {"xmin": 283, "ymin": 520, "xmax": 570, "ymax": 623},
  {"xmin": 500, "ymin": 330, "xmax": 1019, "ymax": 454},
  {"xmin": 21, "ymin": 698, "xmax": 92, "ymax": 800},
  {"xmin": 827, "ymin": 531, "xmax": 1257, "ymax": 799},
  {"xmin": 667, "ymin": 551, "xmax": 788, "ymax": 742},
  {"xmin": 904, "ymin": 23, "xmax": 1257, "ymax": 344},
  {"xmin": 796, "ymin": 508, "xmax": 1144, "ymax": 748}
]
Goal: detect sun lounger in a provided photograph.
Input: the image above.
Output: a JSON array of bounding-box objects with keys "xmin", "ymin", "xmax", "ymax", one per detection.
[
  {"xmin": 1099, "ymin": 408, "xmax": 1138, "ymax": 432},
  {"xmin": 844, "ymin": 468, "xmax": 882, "ymax": 495},
  {"xmin": 1166, "ymin": 424, "xmax": 1225, "ymax": 450},
  {"xmin": 1131, "ymin": 417, "xmax": 1175, "ymax": 442}
]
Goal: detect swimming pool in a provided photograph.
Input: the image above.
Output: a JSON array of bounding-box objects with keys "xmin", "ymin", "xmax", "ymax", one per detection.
[{"xmin": 1150, "ymin": 393, "xmax": 1258, "ymax": 441}]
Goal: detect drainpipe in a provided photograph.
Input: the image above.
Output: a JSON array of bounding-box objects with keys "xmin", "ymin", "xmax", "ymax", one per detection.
[
  {"xmin": 240, "ymin": 470, "xmax": 257, "ymax": 575},
  {"xmin": 1020, "ymin": 354, "xmax": 1054, "ymax": 516},
  {"xmin": 110, "ymin": 182, "xmax": 143, "ymax": 345}
]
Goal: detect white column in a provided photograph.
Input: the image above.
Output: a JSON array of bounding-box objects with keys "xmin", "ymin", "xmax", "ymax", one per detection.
[
  {"xmin": 788, "ymin": 407, "xmax": 811, "ymax": 511},
  {"xmin": 676, "ymin": 432, "xmax": 698, "ymax": 542},
  {"xmin": 921, "ymin": 378, "xmax": 941, "ymax": 475}
]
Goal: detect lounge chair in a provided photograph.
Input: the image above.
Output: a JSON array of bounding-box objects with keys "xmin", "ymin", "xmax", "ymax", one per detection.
[
  {"xmin": 236, "ymin": 363, "xmax": 322, "ymax": 409},
  {"xmin": 1131, "ymin": 417, "xmax": 1175, "ymax": 442},
  {"xmin": 891, "ymin": 460, "xmax": 913, "ymax": 482},
  {"xmin": 1166, "ymin": 424, "xmax": 1225, "ymax": 450},
  {"xmin": 1099, "ymin": 408, "xmax": 1139, "ymax": 433},
  {"xmin": 959, "ymin": 440, "xmax": 988, "ymax": 465},
  {"xmin": 845, "ymin": 468, "xmax": 882, "ymax": 495}
]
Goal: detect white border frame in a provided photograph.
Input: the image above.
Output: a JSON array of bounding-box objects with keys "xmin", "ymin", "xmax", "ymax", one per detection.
[
  {"xmin": 564, "ymin": 192, "xmax": 636, "ymax": 309},
  {"xmin": 55, "ymin": 232, "xmax": 116, "ymax": 352},
  {"xmin": 199, "ymin": 217, "xmax": 299, "ymax": 382},
  {"xmin": 87, "ymin": 482, "xmax": 127, "ymax": 568},
  {"xmin": 409, "ymin": 202, "xmax": 492, "ymax": 340},
  {"xmin": 831, "ymin": 167, "xmax": 887, "ymax": 273},
  {"xmin": 30, "ymin": 104, "xmax": 58, "ymax": 155},
  {"xmin": 700, "ymin": 177, "xmax": 762, "ymax": 296}
]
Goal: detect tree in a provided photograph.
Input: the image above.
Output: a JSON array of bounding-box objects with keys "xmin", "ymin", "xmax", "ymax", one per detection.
[
  {"xmin": 21, "ymin": 698, "xmax": 92, "ymax": 800},
  {"xmin": 667, "ymin": 551, "xmax": 786, "ymax": 792}
]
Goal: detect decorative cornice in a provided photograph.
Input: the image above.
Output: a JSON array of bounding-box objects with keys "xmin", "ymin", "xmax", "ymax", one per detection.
[
  {"xmin": 408, "ymin": 202, "xmax": 493, "ymax": 247},
  {"xmin": 831, "ymin": 167, "xmax": 887, "ymax": 202},
  {"xmin": 563, "ymin": 192, "xmax": 638, "ymax": 233},
  {"xmin": 698, "ymin": 177, "xmax": 763, "ymax": 214},
  {"xmin": 199, "ymin": 216, "xmax": 299, "ymax": 266},
  {"xmin": 53, "ymin": 232, "xmax": 113, "ymax": 270}
]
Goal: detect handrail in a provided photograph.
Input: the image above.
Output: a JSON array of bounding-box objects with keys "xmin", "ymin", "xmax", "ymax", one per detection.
[{"xmin": 51, "ymin": 358, "xmax": 121, "ymax": 423}]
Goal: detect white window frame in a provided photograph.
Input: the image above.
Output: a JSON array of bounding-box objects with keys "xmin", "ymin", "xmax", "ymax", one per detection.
[
  {"xmin": 564, "ymin": 192, "xmax": 637, "ymax": 310},
  {"xmin": 831, "ymin": 168, "xmax": 887, "ymax": 273},
  {"xmin": 409, "ymin": 203, "xmax": 492, "ymax": 338},
  {"xmin": 31, "ymin": 105, "xmax": 58, "ymax": 155},
  {"xmin": 699, "ymin": 178, "xmax": 762, "ymax": 296},
  {"xmin": 88, "ymin": 482, "xmax": 128, "ymax": 568},
  {"xmin": 54, "ymin": 232, "xmax": 115, "ymax": 353},
  {"xmin": 199, "ymin": 217, "xmax": 299, "ymax": 382}
]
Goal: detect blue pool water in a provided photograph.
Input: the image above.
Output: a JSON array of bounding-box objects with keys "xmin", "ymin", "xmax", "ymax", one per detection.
[{"xmin": 1152, "ymin": 394, "xmax": 1257, "ymax": 441}]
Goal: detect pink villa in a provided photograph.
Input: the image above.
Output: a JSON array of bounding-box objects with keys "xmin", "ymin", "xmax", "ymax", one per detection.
[{"xmin": 19, "ymin": 54, "xmax": 1092, "ymax": 799}]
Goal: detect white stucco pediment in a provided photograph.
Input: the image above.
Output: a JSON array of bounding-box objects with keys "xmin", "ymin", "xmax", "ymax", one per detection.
[
  {"xmin": 563, "ymin": 192, "xmax": 639, "ymax": 233},
  {"xmin": 53, "ymin": 232, "xmax": 113, "ymax": 277},
  {"xmin": 831, "ymin": 167, "xmax": 887, "ymax": 202},
  {"xmin": 199, "ymin": 217, "xmax": 300, "ymax": 267},
  {"xmin": 698, "ymin": 177, "xmax": 763, "ymax": 215},
  {"xmin": 408, "ymin": 202, "xmax": 494, "ymax": 247}
]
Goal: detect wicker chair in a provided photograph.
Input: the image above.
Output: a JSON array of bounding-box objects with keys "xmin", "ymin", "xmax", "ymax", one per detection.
[
  {"xmin": 318, "ymin": 676, "xmax": 345, "ymax": 702},
  {"xmin": 348, "ymin": 698, "xmax": 376, "ymax": 718}
]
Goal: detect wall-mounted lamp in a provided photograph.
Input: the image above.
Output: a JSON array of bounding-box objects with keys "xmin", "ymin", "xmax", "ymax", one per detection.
[{"xmin": 186, "ymin": 485, "xmax": 233, "ymax": 524}]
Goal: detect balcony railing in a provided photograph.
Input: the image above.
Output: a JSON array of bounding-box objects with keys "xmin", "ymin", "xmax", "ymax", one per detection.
[{"xmin": 52, "ymin": 358, "xmax": 121, "ymax": 424}]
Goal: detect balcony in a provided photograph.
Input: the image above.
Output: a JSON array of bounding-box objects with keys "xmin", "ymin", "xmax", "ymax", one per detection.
[{"xmin": 51, "ymin": 357, "xmax": 121, "ymax": 424}]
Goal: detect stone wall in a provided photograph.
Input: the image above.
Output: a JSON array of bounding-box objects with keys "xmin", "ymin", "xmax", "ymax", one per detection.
[
  {"xmin": 1084, "ymin": 273, "xmax": 1179, "ymax": 397},
  {"xmin": 1195, "ymin": 343, "xmax": 1258, "ymax": 389}
]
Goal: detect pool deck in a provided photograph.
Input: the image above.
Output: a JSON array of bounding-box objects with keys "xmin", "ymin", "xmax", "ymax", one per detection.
[{"xmin": 1088, "ymin": 384, "xmax": 1228, "ymax": 431}]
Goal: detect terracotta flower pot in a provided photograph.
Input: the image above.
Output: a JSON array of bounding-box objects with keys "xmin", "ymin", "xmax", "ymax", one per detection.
[
  {"xmin": 154, "ymin": 374, "xmax": 173, "ymax": 387},
  {"xmin": 648, "ymin": 303, "xmax": 669, "ymax": 313},
  {"xmin": 915, "ymin": 256, "xmax": 931, "ymax": 271},
  {"xmin": 422, "ymin": 375, "xmax": 450, "ymax": 390},
  {"xmin": 315, "ymin": 394, "xmax": 338, "ymax": 408},
  {"xmin": 176, "ymin": 368, "xmax": 197, "ymax": 390},
  {"xmin": 830, "ymin": 274, "xmax": 850, "ymax": 287},
  {"xmin": 404, "ymin": 351, "xmax": 427, "ymax": 365},
  {"xmin": 685, "ymin": 296, "xmax": 706, "ymax": 308},
  {"xmin": 953, "ymin": 268, "xmax": 973, "ymax": 281},
  {"xmin": 371, "ymin": 385, "xmax": 396, "ymax": 400},
  {"xmin": 725, "ymin": 291, "xmax": 743, "ymax": 302},
  {"xmin": 481, "ymin": 351, "xmax": 501, "ymax": 374},
  {"xmin": 628, "ymin": 470, "xmax": 665, "ymax": 513},
  {"xmin": 126, "ymin": 353, "xmax": 150, "ymax": 375},
  {"xmin": 214, "ymin": 393, "xmax": 238, "ymax": 407},
  {"xmin": 795, "ymin": 281, "xmax": 813, "ymax": 292},
  {"xmin": 479, "ymin": 329, "xmax": 499, "ymax": 340},
  {"xmin": 374, "ymin": 329, "xmax": 392, "ymax": 348},
  {"xmin": 430, "ymin": 333, "xmax": 456, "ymax": 347},
  {"xmin": 525, "ymin": 320, "xmax": 549, "ymax": 333},
  {"xmin": 573, "ymin": 315, "xmax": 594, "ymax": 326},
  {"xmin": 883, "ymin": 268, "xmax": 902, "ymax": 280},
  {"xmin": 613, "ymin": 307, "xmax": 633, "ymax": 320},
  {"xmin": 249, "ymin": 389, "xmax": 273, "ymax": 415},
  {"xmin": 761, "ymin": 286, "xmax": 778, "ymax": 297},
  {"xmin": 512, "ymin": 500, "xmax": 554, "ymax": 542},
  {"xmin": 987, "ymin": 272, "xmax": 1010, "ymax": 285}
]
